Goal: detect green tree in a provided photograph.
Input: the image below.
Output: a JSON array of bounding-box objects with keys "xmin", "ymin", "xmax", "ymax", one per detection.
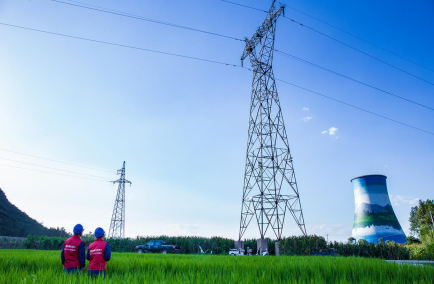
[
  {"xmin": 409, "ymin": 199, "xmax": 434, "ymax": 243},
  {"xmin": 406, "ymin": 236, "xmax": 421, "ymax": 244}
]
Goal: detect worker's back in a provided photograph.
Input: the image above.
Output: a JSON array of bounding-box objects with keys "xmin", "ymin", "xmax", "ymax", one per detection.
[
  {"xmin": 88, "ymin": 239, "xmax": 108, "ymax": 271},
  {"xmin": 63, "ymin": 235, "xmax": 83, "ymax": 268}
]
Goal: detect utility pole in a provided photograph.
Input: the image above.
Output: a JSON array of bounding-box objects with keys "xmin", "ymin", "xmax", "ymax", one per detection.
[
  {"xmin": 108, "ymin": 161, "xmax": 132, "ymax": 239},
  {"xmin": 326, "ymin": 234, "xmax": 329, "ymax": 243},
  {"xmin": 430, "ymin": 211, "xmax": 434, "ymax": 228},
  {"xmin": 237, "ymin": 0, "xmax": 307, "ymax": 254}
]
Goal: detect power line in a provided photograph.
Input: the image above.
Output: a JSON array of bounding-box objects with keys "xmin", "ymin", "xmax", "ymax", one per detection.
[
  {"xmin": 220, "ymin": 0, "xmax": 434, "ymax": 86},
  {"xmin": 220, "ymin": 0, "xmax": 267, "ymax": 13},
  {"xmin": 1, "ymin": 22, "xmax": 432, "ymax": 137},
  {"xmin": 44, "ymin": 1, "xmax": 434, "ymax": 108},
  {"xmin": 61, "ymin": 0, "xmax": 433, "ymax": 79},
  {"xmin": 276, "ymin": 1, "xmax": 434, "ymax": 73},
  {"xmin": 45, "ymin": 0, "xmax": 434, "ymax": 88},
  {"xmin": 281, "ymin": 15, "xmax": 434, "ymax": 87},
  {"xmin": 54, "ymin": 0, "xmax": 434, "ymax": 87},
  {"xmin": 0, "ymin": 147, "xmax": 114, "ymax": 173},
  {"xmin": 0, "ymin": 22, "xmax": 242, "ymax": 68},
  {"xmin": 0, "ymin": 163, "xmax": 110, "ymax": 182},
  {"xmin": 275, "ymin": 50, "xmax": 434, "ymax": 111},
  {"xmin": 49, "ymin": 0, "xmax": 243, "ymax": 42},
  {"xmin": 0, "ymin": 157, "xmax": 112, "ymax": 180},
  {"xmin": 276, "ymin": 78, "xmax": 434, "ymax": 136}
]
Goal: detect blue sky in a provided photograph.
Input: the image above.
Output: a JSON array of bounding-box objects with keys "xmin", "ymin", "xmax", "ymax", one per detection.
[{"xmin": 0, "ymin": 0, "xmax": 433, "ymax": 241}]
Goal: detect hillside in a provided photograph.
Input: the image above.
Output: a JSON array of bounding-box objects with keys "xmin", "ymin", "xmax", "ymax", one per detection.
[{"xmin": 0, "ymin": 188, "xmax": 68, "ymax": 237}]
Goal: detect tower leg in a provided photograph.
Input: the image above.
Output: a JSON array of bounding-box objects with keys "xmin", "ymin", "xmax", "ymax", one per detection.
[
  {"xmin": 257, "ymin": 238, "xmax": 268, "ymax": 255},
  {"xmin": 275, "ymin": 242, "xmax": 280, "ymax": 256},
  {"xmin": 234, "ymin": 240, "xmax": 244, "ymax": 251}
]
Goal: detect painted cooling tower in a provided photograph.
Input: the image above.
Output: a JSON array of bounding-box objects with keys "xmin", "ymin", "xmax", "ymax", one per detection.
[{"xmin": 351, "ymin": 175, "xmax": 406, "ymax": 244}]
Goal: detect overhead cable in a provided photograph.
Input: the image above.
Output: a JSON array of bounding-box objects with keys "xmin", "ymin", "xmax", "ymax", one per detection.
[
  {"xmin": 47, "ymin": 1, "xmax": 434, "ymax": 102},
  {"xmin": 275, "ymin": 50, "xmax": 434, "ymax": 111},
  {"xmin": 276, "ymin": 1, "xmax": 434, "ymax": 73},
  {"xmin": 0, "ymin": 157, "xmax": 112, "ymax": 180},
  {"xmin": 220, "ymin": 0, "xmax": 267, "ymax": 13},
  {"xmin": 282, "ymin": 15, "xmax": 434, "ymax": 86},
  {"xmin": 1, "ymin": 22, "xmax": 432, "ymax": 137},
  {"xmin": 0, "ymin": 22, "xmax": 242, "ymax": 68},
  {"xmin": 276, "ymin": 78, "xmax": 434, "ymax": 136},
  {"xmin": 56, "ymin": 0, "xmax": 434, "ymax": 85},
  {"xmin": 220, "ymin": 0, "xmax": 434, "ymax": 86},
  {"xmin": 48, "ymin": 0, "xmax": 434, "ymax": 107},
  {"xmin": 50, "ymin": 0, "xmax": 243, "ymax": 42},
  {"xmin": 0, "ymin": 163, "xmax": 111, "ymax": 182},
  {"xmin": 0, "ymin": 147, "xmax": 114, "ymax": 173}
]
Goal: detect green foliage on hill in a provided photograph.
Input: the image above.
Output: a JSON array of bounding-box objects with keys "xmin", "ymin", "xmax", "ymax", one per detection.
[{"xmin": 0, "ymin": 188, "xmax": 68, "ymax": 238}]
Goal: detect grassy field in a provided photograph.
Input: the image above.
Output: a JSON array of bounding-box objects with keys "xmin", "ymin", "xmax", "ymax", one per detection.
[{"xmin": 0, "ymin": 250, "xmax": 433, "ymax": 283}]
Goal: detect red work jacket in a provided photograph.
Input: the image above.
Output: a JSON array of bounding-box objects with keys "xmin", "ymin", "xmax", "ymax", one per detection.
[
  {"xmin": 88, "ymin": 239, "xmax": 108, "ymax": 270},
  {"xmin": 63, "ymin": 235, "xmax": 83, "ymax": 268}
]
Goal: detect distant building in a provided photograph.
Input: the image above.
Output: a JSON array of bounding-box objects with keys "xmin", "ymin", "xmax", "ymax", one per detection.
[{"xmin": 351, "ymin": 175, "xmax": 406, "ymax": 244}]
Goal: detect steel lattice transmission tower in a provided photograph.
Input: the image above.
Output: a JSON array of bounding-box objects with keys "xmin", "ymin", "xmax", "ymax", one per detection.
[
  {"xmin": 108, "ymin": 161, "xmax": 132, "ymax": 239},
  {"xmin": 238, "ymin": 0, "xmax": 307, "ymax": 241}
]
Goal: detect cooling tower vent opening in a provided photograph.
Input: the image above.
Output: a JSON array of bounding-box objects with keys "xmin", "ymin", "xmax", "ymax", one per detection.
[
  {"xmin": 351, "ymin": 174, "xmax": 387, "ymax": 182},
  {"xmin": 351, "ymin": 174, "xmax": 406, "ymax": 244}
]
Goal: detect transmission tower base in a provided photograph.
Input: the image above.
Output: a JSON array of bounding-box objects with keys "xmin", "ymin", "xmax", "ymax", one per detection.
[
  {"xmin": 257, "ymin": 238, "xmax": 268, "ymax": 255},
  {"xmin": 234, "ymin": 240, "xmax": 244, "ymax": 251},
  {"xmin": 275, "ymin": 242, "xmax": 281, "ymax": 256}
]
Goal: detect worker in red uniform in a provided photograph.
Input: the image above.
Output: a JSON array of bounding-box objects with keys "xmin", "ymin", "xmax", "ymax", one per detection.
[
  {"xmin": 61, "ymin": 224, "xmax": 86, "ymax": 273},
  {"xmin": 87, "ymin": 227, "xmax": 111, "ymax": 278}
]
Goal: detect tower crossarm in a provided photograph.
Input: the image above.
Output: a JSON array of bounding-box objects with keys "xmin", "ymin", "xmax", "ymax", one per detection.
[
  {"xmin": 241, "ymin": 1, "xmax": 284, "ymax": 66},
  {"xmin": 111, "ymin": 179, "xmax": 132, "ymax": 185}
]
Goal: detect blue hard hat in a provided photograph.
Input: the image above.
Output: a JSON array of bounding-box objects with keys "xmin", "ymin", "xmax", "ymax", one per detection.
[
  {"xmin": 73, "ymin": 224, "xmax": 84, "ymax": 234},
  {"xmin": 94, "ymin": 227, "xmax": 105, "ymax": 238}
]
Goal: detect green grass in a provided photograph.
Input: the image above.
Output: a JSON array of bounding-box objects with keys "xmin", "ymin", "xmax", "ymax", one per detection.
[{"xmin": 0, "ymin": 250, "xmax": 433, "ymax": 283}]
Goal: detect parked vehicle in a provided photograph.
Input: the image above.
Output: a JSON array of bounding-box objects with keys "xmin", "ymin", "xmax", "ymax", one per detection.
[
  {"xmin": 312, "ymin": 248, "xmax": 339, "ymax": 256},
  {"xmin": 136, "ymin": 240, "xmax": 181, "ymax": 254},
  {"xmin": 229, "ymin": 249, "xmax": 244, "ymax": 256}
]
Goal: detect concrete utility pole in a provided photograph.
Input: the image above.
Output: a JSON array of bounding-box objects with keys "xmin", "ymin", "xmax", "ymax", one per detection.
[
  {"xmin": 237, "ymin": 0, "xmax": 306, "ymax": 256},
  {"xmin": 108, "ymin": 161, "xmax": 132, "ymax": 239}
]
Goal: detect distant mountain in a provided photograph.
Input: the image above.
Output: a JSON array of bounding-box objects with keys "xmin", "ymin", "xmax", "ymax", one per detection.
[
  {"xmin": 355, "ymin": 203, "xmax": 391, "ymax": 214},
  {"xmin": 0, "ymin": 188, "xmax": 68, "ymax": 237}
]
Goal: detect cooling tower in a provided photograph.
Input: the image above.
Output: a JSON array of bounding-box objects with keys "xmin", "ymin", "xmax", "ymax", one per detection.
[{"xmin": 351, "ymin": 175, "xmax": 406, "ymax": 244}]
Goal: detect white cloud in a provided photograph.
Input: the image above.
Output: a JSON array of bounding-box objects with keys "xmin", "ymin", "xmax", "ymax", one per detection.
[
  {"xmin": 302, "ymin": 107, "xmax": 309, "ymax": 111},
  {"xmin": 329, "ymin": 127, "xmax": 338, "ymax": 135},
  {"xmin": 390, "ymin": 195, "xmax": 420, "ymax": 207},
  {"xmin": 302, "ymin": 116, "xmax": 313, "ymax": 122},
  {"xmin": 321, "ymin": 127, "xmax": 338, "ymax": 136}
]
